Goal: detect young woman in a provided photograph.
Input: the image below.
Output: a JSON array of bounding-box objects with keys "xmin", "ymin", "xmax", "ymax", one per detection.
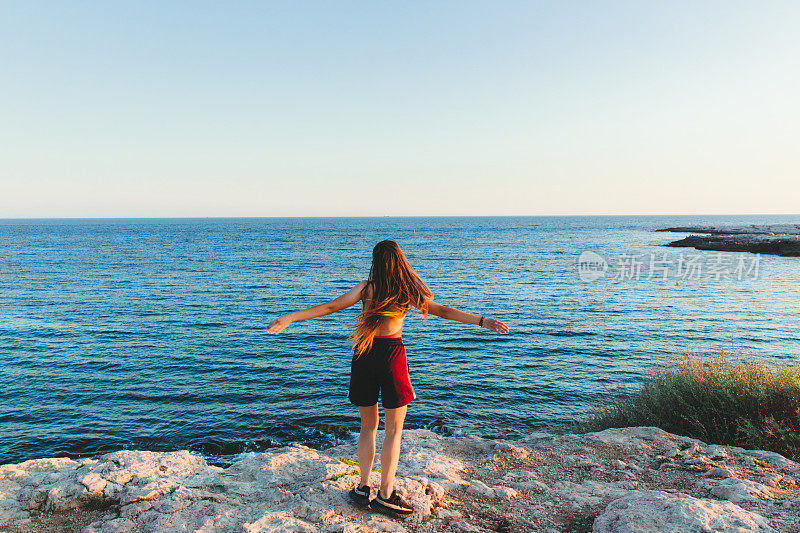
[{"xmin": 267, "ymin": 240, "xmax": 508, "ymax": 517}]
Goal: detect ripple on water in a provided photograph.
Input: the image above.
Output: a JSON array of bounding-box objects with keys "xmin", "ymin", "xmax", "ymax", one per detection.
[{"xmin": 1, "ymin": 215, "xmax": 799, "ymax": 464}]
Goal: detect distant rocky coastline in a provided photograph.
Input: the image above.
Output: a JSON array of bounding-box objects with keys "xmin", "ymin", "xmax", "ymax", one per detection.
[
  {"xmin": 658, "ymin": 224, "xmax": 800, "ymax": 256},
  {"xmin": 1, "ymin": 427, "xmax": 798, "ymax": 532}
]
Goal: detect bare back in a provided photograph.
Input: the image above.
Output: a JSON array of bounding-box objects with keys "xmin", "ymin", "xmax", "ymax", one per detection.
[{"xmin": 362, "ymin": 282, "xmax": 406, "ymax": 337}]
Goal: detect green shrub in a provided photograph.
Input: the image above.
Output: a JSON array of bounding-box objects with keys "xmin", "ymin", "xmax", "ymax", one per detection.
[{"xmin": 568, "ymin": 350, "xmax": 800, "ymax": 461}]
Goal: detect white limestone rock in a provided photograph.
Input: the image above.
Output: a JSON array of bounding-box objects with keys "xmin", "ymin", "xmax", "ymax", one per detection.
[
  {"xmin": 585, "ymin": 427, "xmax": 674, "ymax": 450},
  {"xmin": 709, "ymin": 478, "xmax": 776, "ymax": 504},
  {"xmin": 83, "ymin": 517, "xmax": 137, "ymax": 533},
  {"xmin": 1, "ymin": 427, "xmax": 797, "ymax": 532},
  {"xmin": 704, "ymin": 467, "xmax": 734, "ymax": 479},
  {"xmin": 593, "ymin": 490, "xmax": 775, "ymax": 532},
  {"xmin": 553, "ymin": 480, "xmax": 629, "ymax": 510},
  {"xmin": 464, "ymin": 480, "xmax": 517, "ymax": 499},
  {"xmin": 740, "ymin": 449, "xmax": 800, "ymax": 471},
  {"xmin": 704, "ymin": 445, "xmax": 731, "ymax": 460},
  {"xmin": 242, "ymin": 511, "xmax": 317, "ymax": 533}
]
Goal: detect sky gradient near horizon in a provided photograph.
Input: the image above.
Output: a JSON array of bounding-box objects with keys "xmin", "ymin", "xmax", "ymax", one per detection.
[{"xmin": 2, "ymin": 1, "xmax": 799, "ymax": 217}]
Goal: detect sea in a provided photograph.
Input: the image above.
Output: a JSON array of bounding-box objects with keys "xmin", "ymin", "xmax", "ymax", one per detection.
[{"xmin": 1, "ymin": 215, "xmax": 799, "ymax": 466}]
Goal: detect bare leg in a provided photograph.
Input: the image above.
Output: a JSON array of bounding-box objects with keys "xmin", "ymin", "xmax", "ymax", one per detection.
[
  {"xmin": 357, "ymin": 404, "xmax": 379, "ymax": 487},
  {"xmin": 379, "ymin": 405, "xmax": 407, "ymax": 498}
]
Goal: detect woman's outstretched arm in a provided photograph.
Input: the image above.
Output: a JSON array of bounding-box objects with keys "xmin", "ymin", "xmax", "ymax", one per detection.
[
  {"xmin": 424, "ymin": 300, "xmax": 509, "ymax": 334},
  {"xmin": 267, "ymin": 281, "xmax": 367, "ymax": 334}
]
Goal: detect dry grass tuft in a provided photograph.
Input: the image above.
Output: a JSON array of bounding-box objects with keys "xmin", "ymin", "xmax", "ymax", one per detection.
[{"xmin": 569, "ymin": 350, "xmax": 800, "ymax": 461}]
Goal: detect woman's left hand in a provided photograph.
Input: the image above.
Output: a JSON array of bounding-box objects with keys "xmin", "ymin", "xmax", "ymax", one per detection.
[
  {"xmin": 267, "ymin": 316, "xmax": 292, "ymax": 334},
  {"xmin": 483, "ymin": 318, "xmax": 509, "ymax": 334}
]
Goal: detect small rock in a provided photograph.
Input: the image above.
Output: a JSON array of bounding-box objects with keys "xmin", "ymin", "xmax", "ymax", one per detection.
[
  {"xmin": 687, "ymin": 457, "xmax": 720, "ymax": 472},
  {"xmin": 451, "ymin": 519, "xmax": 491, "ymax": 532},
  {"xmin": 705, "ymin": 445, "xmax": 730, "ymax": 460},
  {"xmin": 745, "ymin": 450, "xmax": 798, "ymax": 470},
  {"xmin": 80, "ymin": 472, "xmax": 108, "ymax": 493},
  {"xmin": 553, "ymin": 480, "xmax": 628, "ymax": 510},
  {"xmin": 436, "ymin": 508, "xmax": 463, "ymax": 519},
  {"xmin": 710, "ymin": 478, "xmax": 775, "ymax": 504},
  {"xmin": 507, "ymin": 480, "xmax": 548, "ymax": 492},
  {"xmin": 662, "ymin": 447, "xmax": 680, "ymax": 458},
  {"xmin": 680, "ymin": 443, "xmax": 703, "ymax": 455},
  {"xmin": 492, "ymin": 443, "xmax": 531, "ymax": 462},
  {"xmin": 465, "ymin": 480, "xmax": 517, "ymax": 500},
  {"xmin": 704, "ymin": 468, "xmax": 734, "ymax": 479}
]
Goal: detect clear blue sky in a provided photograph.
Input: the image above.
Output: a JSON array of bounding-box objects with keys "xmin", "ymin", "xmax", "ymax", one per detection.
[{"xmin": 2, "ymin": 1, "xmax": 798, "ymax": 217}]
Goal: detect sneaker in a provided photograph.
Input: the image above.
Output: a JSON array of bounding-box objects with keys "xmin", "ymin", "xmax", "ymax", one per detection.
[
  {"xmin": 348, "ymin": 484, "xmax": 370, "ymax": 507},
  {"xmin": 369, "ymin": 489, "xmax": 413, "ymax": 518}
]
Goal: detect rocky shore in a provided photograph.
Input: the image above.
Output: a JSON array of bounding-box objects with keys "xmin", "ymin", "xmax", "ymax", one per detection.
[
  {"xmin": 658, "ymin": 225, "xmax": 800, "ymax": 256},
  {"xmin": 2, "ymin": 427, "xmax": 799, "ymax": 532}
]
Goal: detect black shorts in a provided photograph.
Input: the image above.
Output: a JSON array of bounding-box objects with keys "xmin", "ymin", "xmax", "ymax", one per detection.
[{"xmin": 348, "ymin": 337, "xmax": 416, "ymax": 409}]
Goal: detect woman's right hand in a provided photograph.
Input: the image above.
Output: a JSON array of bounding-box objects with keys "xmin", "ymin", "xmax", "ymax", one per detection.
[
  {"xmin": 267, "ymin": 316, "xmax": 292, "ymax": 334},
  {"xmin": 482, "ymin": 318, "xmax": 509, "ymax": 334}
]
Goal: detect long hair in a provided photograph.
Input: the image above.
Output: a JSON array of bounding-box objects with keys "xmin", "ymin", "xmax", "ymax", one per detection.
[{"xmin": 350, "ymin": 240, "xmax": 432, "ymax": 356}]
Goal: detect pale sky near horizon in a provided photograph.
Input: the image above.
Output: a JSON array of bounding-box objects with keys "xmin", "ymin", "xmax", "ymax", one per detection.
[{"xmin": 2, "ymin": 1, "xmax": 799, "ymax": 218}]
